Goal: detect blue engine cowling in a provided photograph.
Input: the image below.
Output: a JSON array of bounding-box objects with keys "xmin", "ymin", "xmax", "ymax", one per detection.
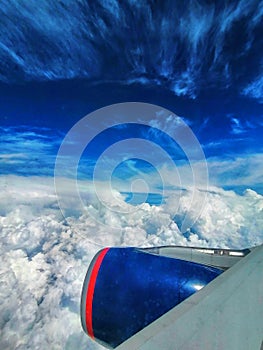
[{"xmin": 81, "ymin": 247, "xmax": 222, "ymax": 348}]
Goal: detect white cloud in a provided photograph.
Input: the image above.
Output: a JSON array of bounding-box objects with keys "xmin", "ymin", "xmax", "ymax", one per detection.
[
  {"xmin": 109, "ymin": 152, "xmax": 263, "ymax": 199},
  {"xmin": 230, "ymin": 117, "xmax": 245, "ymax": 134},
  {"xmin": 0, "ymin": 177, "xmax": 103, "ymax": 350},
  {"xmin": 0, "ymin": 127, "xmax": 62, "ymax": 176},
  {"xmin": 0, "ymin": 175, "xmax": 262, "ymax": 349},
  {"xmin": 170, "ymin": 71, "xmax": 197, "ymax": 98},
  {"xmin": 207, "ymin": 154, "xmax": 263, "ymax": 190},
  {"xmin": 242, "ymin": 72, "xmax": 263, "ymax": 103}
]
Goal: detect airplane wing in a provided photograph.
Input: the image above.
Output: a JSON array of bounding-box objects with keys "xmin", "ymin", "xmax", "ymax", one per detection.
[{"xmin": 116, "ymin": 244, "xmax": 263, "ymax": 350}]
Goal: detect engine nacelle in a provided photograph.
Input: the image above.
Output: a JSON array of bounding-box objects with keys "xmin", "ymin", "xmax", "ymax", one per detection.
[{"xmin": 81, "ymin": 247, "xmax": 222, "ymax": 348}]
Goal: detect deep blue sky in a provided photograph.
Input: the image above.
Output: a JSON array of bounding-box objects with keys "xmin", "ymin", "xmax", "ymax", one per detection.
[{"xmin": 0, "ymin": 0, "xmax": 262, "ymax": 194}]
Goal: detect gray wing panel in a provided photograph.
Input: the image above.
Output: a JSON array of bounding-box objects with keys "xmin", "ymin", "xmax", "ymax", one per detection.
[
  {"xmin": 141, "ymin": 246, "xmax": 251, "ymax": 269},
  {"xmin": 117, "ymin": 244, "xmax": 263, "ymax": 350}
]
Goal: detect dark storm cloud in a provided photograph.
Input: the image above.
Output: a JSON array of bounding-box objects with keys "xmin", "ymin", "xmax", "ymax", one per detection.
[{"xmin": 0, "ymin": 0, "xmax": 262, "ymax": 99}]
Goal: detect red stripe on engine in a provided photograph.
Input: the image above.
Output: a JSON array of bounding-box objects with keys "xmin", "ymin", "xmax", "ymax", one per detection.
[{"xmin": 86, "ymin": 247, "xmax": 110, "ymax": 339}]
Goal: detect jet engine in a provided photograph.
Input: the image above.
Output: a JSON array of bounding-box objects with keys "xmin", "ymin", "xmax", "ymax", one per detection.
[{"xmin": 80, "ymin": 246, "xmax": 224, "ymax": 348}]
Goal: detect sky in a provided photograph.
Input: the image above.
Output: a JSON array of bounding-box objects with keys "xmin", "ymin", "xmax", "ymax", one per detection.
[
  {"xmin": 0, "ymin": 1, "xmax": 263, "ymax": 350},
  {"xmin": 0, "ymin": 0, "xmax": 262, "ymax": 194}
]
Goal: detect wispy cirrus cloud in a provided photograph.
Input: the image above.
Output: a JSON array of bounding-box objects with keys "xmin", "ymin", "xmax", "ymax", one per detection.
[
  {"xmin": 0, "ymin": 126, "xmax": 63, "ymax": 176},
  {"xmin": 92, "ymin": 152, "xmax": 263, "ymax": 197},
  {"xmin": 207, "ymin": 153, "xmax": 263, "ymax": 192},
  {"xmin": 1, "ymin": 121, "xmax": 262, "ymax": 195},
  {"xmin": 230, "ymin": 117, "xmax": 248, "ymax": 135},
  {"xmin": 242, "ymin": 72, "xmax": 263, "ymax": 103},
  {"xmin": 0, "ymin": 1, "xmax": 262, "ymax": 99}
]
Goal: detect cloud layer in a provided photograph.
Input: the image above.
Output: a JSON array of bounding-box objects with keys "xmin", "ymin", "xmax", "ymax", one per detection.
[
  {"xmin": 0, "ymin": 175, "xmax": 262, "ymax": 349},
  {"xmin": 0, "ymin": 126, "xmax": 62, "ymax": 176},
  {"xmin": 1, "ymin": 125, "xmax": 262, "ymax": 195}
]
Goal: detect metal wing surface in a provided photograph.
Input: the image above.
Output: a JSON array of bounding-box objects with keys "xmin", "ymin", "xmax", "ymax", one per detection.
[{"xmin": 117, "ymin": 244, "xmax": 263, "ymax": 350}]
